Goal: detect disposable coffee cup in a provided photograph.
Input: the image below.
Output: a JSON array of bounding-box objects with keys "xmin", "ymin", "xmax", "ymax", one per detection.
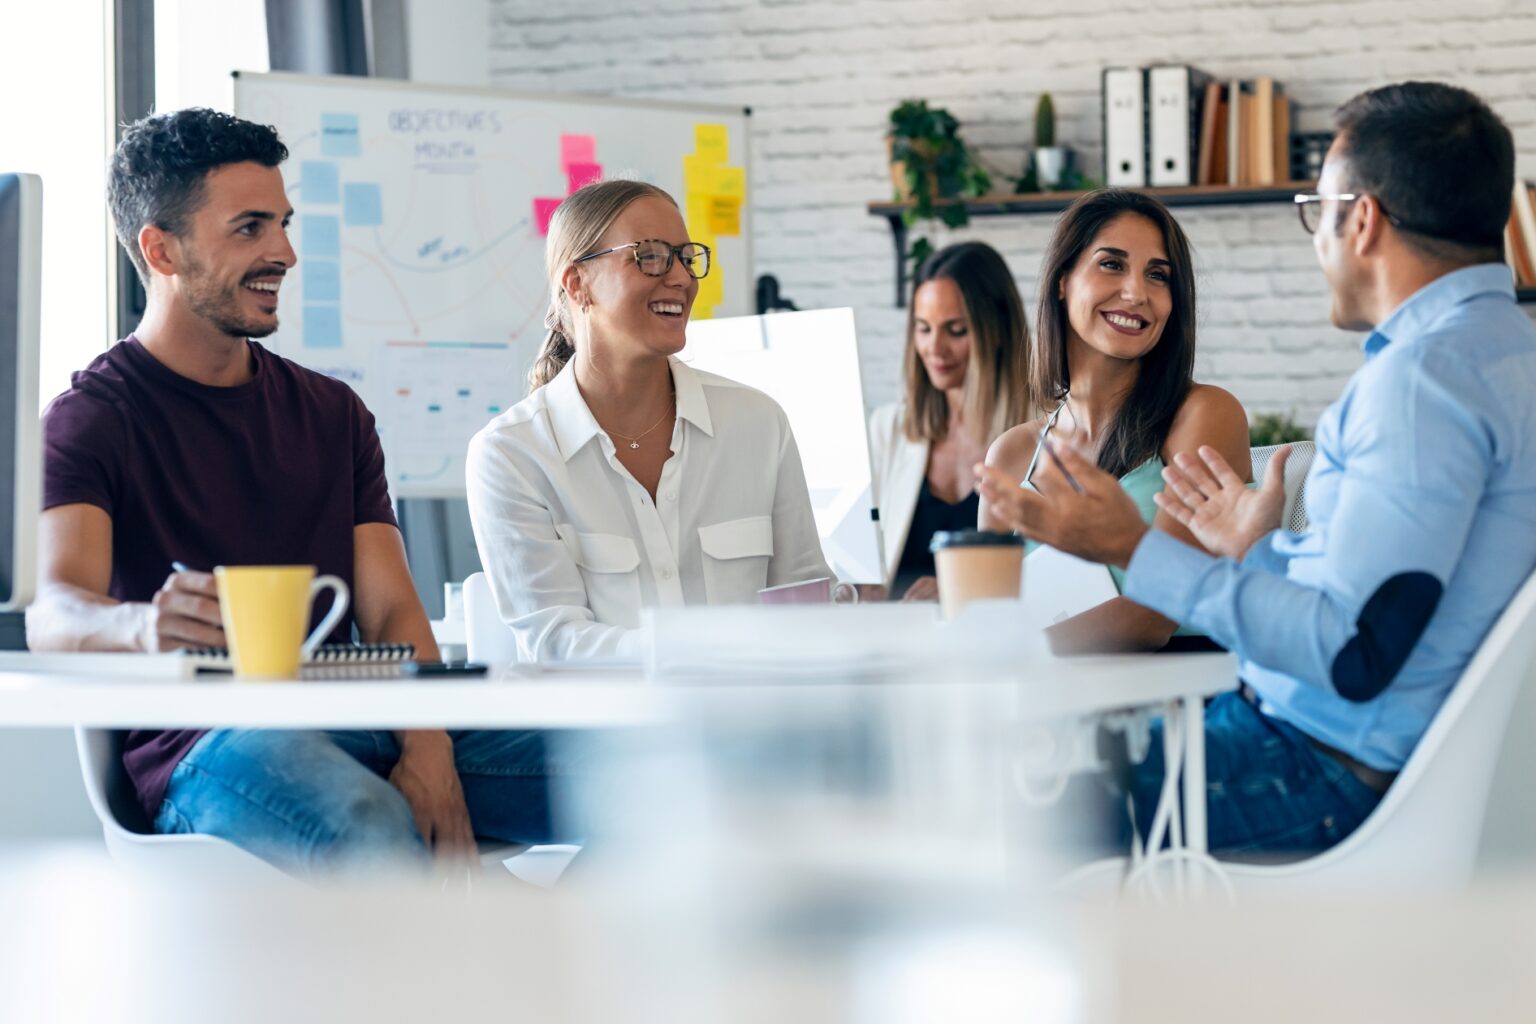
[{"xmin": 930, "ymin": 530, "xmax": 1025, "ymax": 620}]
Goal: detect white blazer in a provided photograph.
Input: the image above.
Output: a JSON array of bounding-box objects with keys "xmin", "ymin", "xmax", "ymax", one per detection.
[
  {"xmin": 867, "ymin": 402, "xmax": 931, "ymax": 589},
  {"xmin": 466, "ymin": 357, "xmax": 832, "ymax": 663}
]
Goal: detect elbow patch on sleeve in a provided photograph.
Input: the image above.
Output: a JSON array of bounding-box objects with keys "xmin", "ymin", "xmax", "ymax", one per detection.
[{"xmin": 1329, "ymin": 572, "xmax": 1443, "ymax": 703}]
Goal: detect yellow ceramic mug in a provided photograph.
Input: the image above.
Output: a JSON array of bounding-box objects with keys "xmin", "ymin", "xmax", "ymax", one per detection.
[{"xmin": 214, "ymin": 565, "xmax": 350, "ymax": 679}]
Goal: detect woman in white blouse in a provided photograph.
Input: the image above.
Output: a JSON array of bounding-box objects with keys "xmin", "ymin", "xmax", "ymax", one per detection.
[
  {"xmin": 466, "ymin": 179, "xmax": 832, "ymax": 662},
  {"xmin": 868, "ymin": 242, "xmax": 1032, "ymax": 600}
]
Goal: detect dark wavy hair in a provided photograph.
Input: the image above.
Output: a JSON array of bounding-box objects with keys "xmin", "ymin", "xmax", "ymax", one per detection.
[
  {"xmin": 1333, "ymin": 82, "xmax": 1512, "ymax": 265},
  {"xmin": 108, "ymin": 108, "xmax": 288, "ymax": 284},
  {"xmin": 1032, "ymin": 188, "xmax": 1197, "ymax": 479}
]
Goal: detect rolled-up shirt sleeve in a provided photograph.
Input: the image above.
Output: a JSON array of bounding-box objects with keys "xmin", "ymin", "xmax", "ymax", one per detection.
[
  {"xmin": 465, "ymin": 430, "xmax": 643, "ymax": 663},
  {"xmin": 1124, "ymin": 343, "xmax": 1488, "ymax": 702}
]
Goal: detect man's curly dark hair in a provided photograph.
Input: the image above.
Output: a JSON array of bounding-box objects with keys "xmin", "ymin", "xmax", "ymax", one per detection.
[{"xmin": 108, "ymin": 108, "xmax": 288, "ymax": 284}]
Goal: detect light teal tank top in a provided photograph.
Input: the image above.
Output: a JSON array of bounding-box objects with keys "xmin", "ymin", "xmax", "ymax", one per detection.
[{"xmin": 1025, "ymin": 400, "xmax": 1197, "ymax": 635}]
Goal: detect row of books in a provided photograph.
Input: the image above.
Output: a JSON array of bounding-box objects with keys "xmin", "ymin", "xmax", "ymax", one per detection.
[
  {"xmin": 1102, "ymin": 67, "xmax": 1295, "ymax": 188},
  {"xmin": 1504, "ymin": 182, "xmax": 1536, "ymax": 288}
]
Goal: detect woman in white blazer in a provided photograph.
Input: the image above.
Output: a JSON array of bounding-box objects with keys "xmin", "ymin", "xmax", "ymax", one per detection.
[
  {"xmin": 868, "ymin": 243, "xmax": 1033, "ymax": 600},
  {"xmin": 466, "ymin": 180, "xmax": 833, "ymax": 662}
]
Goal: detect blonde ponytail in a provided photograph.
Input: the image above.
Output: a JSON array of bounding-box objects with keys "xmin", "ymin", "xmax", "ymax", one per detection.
[
  {"xmin": 525, "ymin": 178, "xmax": 679, "ymax": 392},
  {"xmin": 527, "ymin": 302, "xmax": 578, "ymax": 391}
]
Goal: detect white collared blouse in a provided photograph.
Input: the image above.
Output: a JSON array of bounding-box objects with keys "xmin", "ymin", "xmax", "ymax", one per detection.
[{"xmin": 465, "ymin": 356, "xmax": 832, "ymax": 662}]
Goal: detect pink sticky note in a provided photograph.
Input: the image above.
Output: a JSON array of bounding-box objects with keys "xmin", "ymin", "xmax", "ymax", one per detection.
[
  {"xmin": 560, "ymin": 134, "xmax": 596, "ymax": 170},
  {"xmin": 533, "ymin": 197, "xmax": 561, "ymax": 236},
  {"xmin": 566, "ymin": 162, "xmax": 603, "ymax": 194}
]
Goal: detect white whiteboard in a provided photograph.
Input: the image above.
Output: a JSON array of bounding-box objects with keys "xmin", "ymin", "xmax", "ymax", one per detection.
[
  {"xmin": 233, "ymin": 72, "xmax": 752, "ymax": 497},
  {"xmin": 680, "ymin": 309, "xmax": 882, "ymax": 584}
]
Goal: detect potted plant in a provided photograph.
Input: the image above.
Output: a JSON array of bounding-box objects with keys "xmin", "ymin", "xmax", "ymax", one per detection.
[
  {"xmin": 887, "ymin": 100, "xmax": 991, "ymax": 270},
  {"xmin": 1032, "ymin": 93, "xmax": 1068, "ymax": 190},
  {"xmin": 1248, "ymin": 411, "xmax": 1312, "ymax": 448}
]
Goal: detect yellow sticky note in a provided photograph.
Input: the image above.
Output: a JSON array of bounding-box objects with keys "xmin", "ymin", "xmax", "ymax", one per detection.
[
  {"xmin": 708, "ymin": 195, "xmax": 742, "ymax": 236},
  {"xmin": 683, "ymin": 153, "xmax": 710, "ymax": 186},
  {"xmin": 685, "ymin": 193, "xmax": 712, "ymax": 234},
  {"xmin": 696, "ymin": 164, "xmax": 745, "ymax": 197},
  {"xmin": 694, "ymin": 124, "xmax": 728, "ymax": 164}
]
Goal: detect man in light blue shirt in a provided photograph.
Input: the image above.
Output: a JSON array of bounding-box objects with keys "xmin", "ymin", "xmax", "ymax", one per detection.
[{"xmin": 979, "ymin": 81, "xmax": 1536, "ymax": 856}]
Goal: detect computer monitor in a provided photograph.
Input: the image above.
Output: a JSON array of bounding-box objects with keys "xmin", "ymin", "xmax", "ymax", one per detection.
[{"xmin": 0, "ymin": 173, "xmax": 42, "ymax": 611}]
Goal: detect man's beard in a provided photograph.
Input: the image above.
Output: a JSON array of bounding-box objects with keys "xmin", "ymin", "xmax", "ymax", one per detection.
[{"xmin": 181, "ymin": 251, "xmax": 279, "ymax": 339}]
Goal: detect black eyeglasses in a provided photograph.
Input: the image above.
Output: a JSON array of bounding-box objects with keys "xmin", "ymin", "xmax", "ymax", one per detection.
[
  {"xmin": 1294, "ymin": 192, "xmax": 1359, "ymax": 234},
  {"xmin": 1294, "ymin": 191, "xmax": 1430, "ymax": 237},
  {"xmin": 573, "ymin": 239, "xmax": 712, "ymax": 279}
]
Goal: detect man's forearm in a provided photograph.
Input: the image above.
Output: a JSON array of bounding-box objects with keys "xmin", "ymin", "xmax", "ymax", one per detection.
[
  {"xmin": 369, "ymin": 600, "xmax": 447, "ymax": 754},
  {"xmin": 25, "ymin": 585, "xmax": 145, "ymax": 652}
]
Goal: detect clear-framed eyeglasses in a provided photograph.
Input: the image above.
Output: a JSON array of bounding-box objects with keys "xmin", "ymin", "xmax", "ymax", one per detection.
[
  {"xmin": 573, "ymin": 239, "xmax": 712, "ymax": 279},
  {"xmin": 1294, "ymin": 192, "xmax": 1359, "ymax": 234}
]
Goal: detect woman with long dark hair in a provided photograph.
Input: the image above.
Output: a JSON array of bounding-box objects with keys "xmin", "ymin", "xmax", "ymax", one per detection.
[{"xmin": 981, "ymin": 188, "xmax": 1251, "ymax": 652}]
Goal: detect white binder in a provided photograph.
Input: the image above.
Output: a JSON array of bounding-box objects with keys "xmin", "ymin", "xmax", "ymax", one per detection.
[
  {"xmin": 1147, "ymin": 65, "xmax": 1212, "ymax": 187},
  {"xmin": 1102, "ymin": 67, "xmax": 1147, "ymax": 187}
]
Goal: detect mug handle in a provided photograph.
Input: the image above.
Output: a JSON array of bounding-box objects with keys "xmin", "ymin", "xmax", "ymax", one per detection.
[{"xmin": 301, "ymin": 575, "xmax": 351, "ymax": 660}]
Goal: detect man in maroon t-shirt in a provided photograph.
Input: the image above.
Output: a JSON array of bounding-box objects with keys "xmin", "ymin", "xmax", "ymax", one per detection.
[{"xmin": 29, "ymin": 109, "xmax": 562, "ymax": 877}]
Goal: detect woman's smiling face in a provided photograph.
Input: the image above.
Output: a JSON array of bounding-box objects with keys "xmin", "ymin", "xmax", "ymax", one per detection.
[
  {"xmin": 1060, "ymin": 212, "xmax": 1174, "ymax": 363},
  {"xmin": 571, "ymin": 196, "xmax": 698, "ymax": 358},
  {"xmin": 911, "ymin": 276, "xmax": 972, "ymax": 392}
]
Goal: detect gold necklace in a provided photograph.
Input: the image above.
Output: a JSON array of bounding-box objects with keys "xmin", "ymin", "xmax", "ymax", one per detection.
[{"xmin": 602, "ymin": 391, "xmax": 675, "ymax": 450}]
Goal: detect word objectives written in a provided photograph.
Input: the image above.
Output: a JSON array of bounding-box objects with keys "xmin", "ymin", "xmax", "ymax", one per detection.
[{"xmin": 389, "ymin": 109, "xmax": 503, "ymax": 163}]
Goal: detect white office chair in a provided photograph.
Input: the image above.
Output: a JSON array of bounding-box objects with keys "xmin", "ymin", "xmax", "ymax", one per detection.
[
  {"xmin": 1250, "ymin": 440, "xmax": 1315, "ymax": 533},
  {"xmin": 77, "ymin": 728, "xmax": 536, "ymax": 882},
  {"xmin": 75, "ymin": 727, "xmax": 289, "ymax": 882},
  {"xmin": 1221, "ymin": 567, "xmax": 1536, "ymax": 893},
  {"xmin": 464, "ymin": 570, "xmax": 519, "ymax": 664}
]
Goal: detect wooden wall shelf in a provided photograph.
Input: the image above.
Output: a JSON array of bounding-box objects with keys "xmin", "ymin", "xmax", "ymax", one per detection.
[{"xmin": 868, "ymin": 182, "xmax": 1314, "ymax": 307}]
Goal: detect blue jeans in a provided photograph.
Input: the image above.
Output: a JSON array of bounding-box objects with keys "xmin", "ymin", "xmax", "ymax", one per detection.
[
  {"xmin": 1124, "ymin": 691, "xmax": 1384, "ymax": 858},
  {"xmin": 153, "ymin": 729, "xmax": 577, "ymax": 877}
]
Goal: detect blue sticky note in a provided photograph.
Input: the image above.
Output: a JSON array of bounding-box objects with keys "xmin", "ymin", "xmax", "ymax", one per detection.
[
  {"xmin": 343, "ymin": 183, "xmax": 383, "ymax": 226},
  {"xmin": 302, "ymin": 215, "xmax": 340, "ymax": 258},
  {"xmin": 303, "ymin": 304, "xmax": 342, "ymax": 348},
  {"xmin": 320, "ymin": 113, "xmax": 360, "ymax": 157},
  {"xmin": 301, "ymin": 161, "xmax": 339, "ymax": 204},
  {"xmin": 303, "ymin": 260, "xmax": 341, "ymax": 302}
]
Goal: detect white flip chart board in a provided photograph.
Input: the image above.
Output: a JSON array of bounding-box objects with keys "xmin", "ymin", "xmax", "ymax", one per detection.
[
  {"xmin": 233, "ymin": 71, "xmax": 751, "ymax": 497},
  {"xmin": 680, "ymin": 308, "xmax": 883, "ymax": 584}
]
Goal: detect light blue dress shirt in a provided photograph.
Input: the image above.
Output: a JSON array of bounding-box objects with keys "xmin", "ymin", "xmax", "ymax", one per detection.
[{"xmin": 1124, "ymin": 264, "xmax": 1536, "ymax": 771}]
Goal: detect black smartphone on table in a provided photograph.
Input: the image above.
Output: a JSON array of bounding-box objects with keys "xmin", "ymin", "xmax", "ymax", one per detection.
[{"xmin": 400, "ymin": 660, "xmax": 489, "ymax": 678}]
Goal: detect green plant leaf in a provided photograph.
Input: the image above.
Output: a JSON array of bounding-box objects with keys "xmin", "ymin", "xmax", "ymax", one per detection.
[
  {"xmin": 908, "ymin": 235, "xmax": 934, "ymax": 273},
  {"xmin": 1248, "ymin": 412, "xmax": 1312, "ymax": 448}
]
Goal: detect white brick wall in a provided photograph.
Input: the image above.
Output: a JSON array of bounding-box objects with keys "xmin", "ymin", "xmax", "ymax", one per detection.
[{"xmin": 483, "ymin": 0, "xmax": 1536, "ymax": 425}]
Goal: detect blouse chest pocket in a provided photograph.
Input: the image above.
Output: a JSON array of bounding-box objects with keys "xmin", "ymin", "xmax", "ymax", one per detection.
[
  {"xmin": 698, "ymin": 515, "xmax": 774, "ymax": 604},
  {"xmin": 556, "ymin": 525, "xmax": 643, "ymax": 627}
]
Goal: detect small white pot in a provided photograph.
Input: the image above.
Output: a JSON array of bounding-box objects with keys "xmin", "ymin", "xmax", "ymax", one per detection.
[{"xmin": 1034, "ymin": 147, "xmax": 1067, "ymax": 189}]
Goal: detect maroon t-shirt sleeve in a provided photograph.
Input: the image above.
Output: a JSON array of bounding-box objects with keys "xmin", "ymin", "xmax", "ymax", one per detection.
[
  {"xmin": 42, "ymin": 389, "xmax": 126, "ymax": 515},
  {"xmin": 349, "ymin": 392, "xmax": 397, "ymax": 527}
]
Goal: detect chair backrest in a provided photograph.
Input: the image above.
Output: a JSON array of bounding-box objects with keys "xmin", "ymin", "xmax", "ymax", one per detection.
[
  {"xmin": 74, "ymin": 727, "xmax": 288, "ymax": 880},
  {"xmin": 1230, "ymin": 568, "xmax": 1536, "ymax": 891},
  {"xmin": 75, "ymin": 727, "xmax": 153, "ymax": 837},
  {"xmin": 464, "ymin": 571, "xmax": 519, "ymax": 664},
  {"xmin": 1250, "ymin": 440, "xmax": 1315, "ymax": 533}
]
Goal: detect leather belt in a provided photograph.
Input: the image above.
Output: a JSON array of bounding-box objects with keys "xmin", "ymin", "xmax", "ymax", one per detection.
[{"xmin": 1238, "ymin": 684, "xmax": 1397, "ymax": 796}]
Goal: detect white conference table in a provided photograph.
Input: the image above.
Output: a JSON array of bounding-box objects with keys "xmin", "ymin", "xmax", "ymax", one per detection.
[{"xmin": 0, "ymin": 650, "xmax": 1237, "ymax": 855}]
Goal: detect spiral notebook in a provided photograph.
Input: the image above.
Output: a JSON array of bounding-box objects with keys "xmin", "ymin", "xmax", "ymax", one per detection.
[{"xmin": 180, "ymin": 643, "xmax": 416, "ymax": 676}]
